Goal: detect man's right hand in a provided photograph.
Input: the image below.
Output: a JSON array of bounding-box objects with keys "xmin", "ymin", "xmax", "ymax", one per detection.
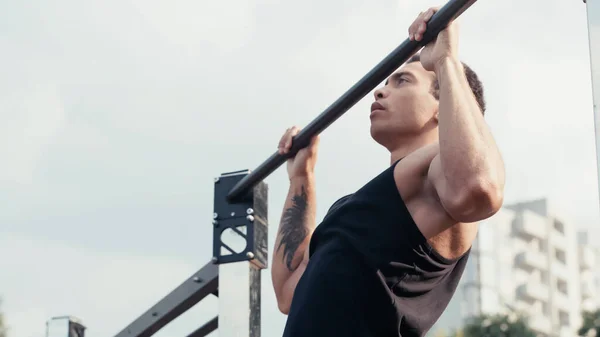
[{"xmin": 277, "ymin": 126, "xmax": 320, "ymax": 180}]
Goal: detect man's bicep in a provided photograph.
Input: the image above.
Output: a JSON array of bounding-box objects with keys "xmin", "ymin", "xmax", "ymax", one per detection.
[
  {"xmin": 427, "ymin": 155, "xmax": 469, "ymax": 221},
  {"xmin": 427, "ymin": 154, "xmax": 501, "ymax": 223}
]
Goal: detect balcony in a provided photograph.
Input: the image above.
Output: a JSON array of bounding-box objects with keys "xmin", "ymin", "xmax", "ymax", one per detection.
[
  {"xmin": 552, "ymin": 261, "xmax": 569, "ymax": 282},
  {"xmin": 528, "ymin": 315, "xmax": 552, "ymax": 335},
  {"xmin": 550, "ymin": 230, "xmax": 568, "ymax": 251},
  {"xmin": 517, "ymin": 282, "xmax": 549, "ymax": 302},
  {"xmin": 516, "ymin": 250, "xmax": 548, "ymax": 271},
  {"xmin": 513, "ymin": 211, "xmax": 548, "ymax": 240},
  {"xmin": 582, "ymin": 282, "xmax": 596, "ymax": 299}
]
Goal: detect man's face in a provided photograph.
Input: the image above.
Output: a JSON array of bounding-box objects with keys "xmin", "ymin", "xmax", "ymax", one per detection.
[{"xmin": 369, "ymin": 61, "xmax": 439, "ymax": 147}]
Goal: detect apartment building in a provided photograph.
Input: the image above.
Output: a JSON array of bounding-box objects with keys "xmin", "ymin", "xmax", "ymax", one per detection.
[
  {"xmin": 577, "ymin": 231, "xmax": 599, "ymax": 313},
  {"xmin": 430, "ymin": 198, "xmax": 598, "ymax": 337}
]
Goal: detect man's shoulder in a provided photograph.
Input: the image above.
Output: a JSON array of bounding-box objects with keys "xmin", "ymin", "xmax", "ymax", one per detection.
[
  {"xmin": 393, "ymin": 143, "xmax": 440, "ymax": 201},
  {"xmin": 327, "ymin": 194, "xmax": 353, "ymax": 213}
]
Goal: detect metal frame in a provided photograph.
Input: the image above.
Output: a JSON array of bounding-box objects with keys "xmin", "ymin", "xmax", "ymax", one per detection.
[
  {"xmin": 109, "ymin": 1, "xmax": 484, "ymax": 336},
  {"xmin": 186, "ymin": 317, "xmax": 218, "ymax": 337},
  {"xmin": 113, "ymin": 262, "xmax": 218, "ymax": 337},
  {"xmin": 587, "ymin": 0, "xmax": 600, "ymax": 213},
  {"xmin": 212, "ymin": 170, "xmax": 267, "ymax": 337}
]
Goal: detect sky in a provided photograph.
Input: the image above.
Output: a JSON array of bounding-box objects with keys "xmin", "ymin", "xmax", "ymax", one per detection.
[{"xmin": 0, "ymin": 0, "xmax": 598, "ymax": 337}]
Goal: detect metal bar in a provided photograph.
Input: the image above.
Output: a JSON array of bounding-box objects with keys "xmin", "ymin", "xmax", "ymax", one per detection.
[
  {"xmin": 113, "ymin": 262, "xmax": 218, "ymax": 337},
  {"xmin": 226, "ymin": 0, "xmax": 479, "ymax": 202},
  {"xmin": 185, "ymin": 317, "xmax": 218, "ymax": 337},
  {"xmin": 585, "ymin": 0, "xmax": 600, "ymax": 212}
]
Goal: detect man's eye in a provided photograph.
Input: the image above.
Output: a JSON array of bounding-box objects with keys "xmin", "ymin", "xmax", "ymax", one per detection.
[{"xmin": 397, "ymin": 77, "xmax": 408, "ymax": 84}]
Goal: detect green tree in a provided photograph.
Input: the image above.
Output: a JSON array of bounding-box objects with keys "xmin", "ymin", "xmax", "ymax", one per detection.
[
  {"xmin": 454, "ymin": 313, "xmax": 537, "ymax": 337},
  {"xmin": 0, "ymin": 299, "xmax": 6, "ymax": 337},
  {"xmin": 579, "ymin": 309, "xmax": 600, "ymax": 336}
]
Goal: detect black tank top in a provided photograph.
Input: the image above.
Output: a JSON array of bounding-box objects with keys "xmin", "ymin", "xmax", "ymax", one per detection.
[{"xmin": 308, "ymin": 159, "xmax": 470, "ymax": 336}]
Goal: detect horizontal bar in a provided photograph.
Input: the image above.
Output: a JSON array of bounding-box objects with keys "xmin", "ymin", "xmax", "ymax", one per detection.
[
  {"xmin": 226, "ymin": 0, "xmax": 478, "ymax": 202},
  {"xmin": 185, "ymin": 316, "xmax": 218, "ymax": 337},
  {"xmin": 113, "ymin": 261, "xmax": 218, "ymax": 337}
]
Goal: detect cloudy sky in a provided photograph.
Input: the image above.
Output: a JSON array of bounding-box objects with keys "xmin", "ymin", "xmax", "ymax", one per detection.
[{"xmin": 1, "ymin": 0, "xmax": 598, "ymax": 336}]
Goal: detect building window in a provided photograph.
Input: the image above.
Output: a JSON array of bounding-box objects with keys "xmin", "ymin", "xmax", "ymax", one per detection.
[
  {"xmin": 540, "ymin": 240, "xmax": 548, "ymax": 253},
  {"xmin": 541, "ymin": 302, "xmax": 549, "ymax": 315},
  {"xmin": 559, "ymin": 310, "xmax": 569, "ymax": 326},
  {"xmin": 557, "ymin": 279, "xmax": 568, "ymax": 295},
  {"xmin": 541, "ymin": 271, "xmax": 549, "ymax": 285},
  {"xmin": 553, "ymin": 219, "xmax": 565, "ymax": 234},
  {"xmin": 555, "ymin": 248, "xmax": 566, "ymax": 264}
]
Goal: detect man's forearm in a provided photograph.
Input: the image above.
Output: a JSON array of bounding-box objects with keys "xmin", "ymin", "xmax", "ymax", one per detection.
[
  {"xmin": 435, "ymin": 57, "xmax": 504, "ymax": 193},
  {"xmin": 270, "ymin": 175, "xmax": 317, "ymax": 314},
  {"xmin": 274, "ymin": 175, "xmax": 317, "ymax": 273}
]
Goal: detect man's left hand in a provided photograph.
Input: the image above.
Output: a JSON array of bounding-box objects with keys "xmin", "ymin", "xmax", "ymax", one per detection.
[{"xmin": 408, "ymin": 7, "xmax": 459, "ymax": 72}]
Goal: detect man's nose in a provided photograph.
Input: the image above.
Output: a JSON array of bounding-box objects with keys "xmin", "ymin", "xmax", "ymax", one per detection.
[{"xmin": 374, "ymin": 86, "xmax": 389, "ymax": 100}]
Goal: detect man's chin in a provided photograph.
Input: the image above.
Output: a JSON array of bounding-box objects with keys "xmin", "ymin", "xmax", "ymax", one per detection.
[{"xmin": 369, "ymin": 125, "xmax": 386, "ymax": 144}]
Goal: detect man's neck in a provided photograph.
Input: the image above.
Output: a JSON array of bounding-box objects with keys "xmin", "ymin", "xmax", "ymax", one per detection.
[{"xmin": 389, "ymin": 135, "xmax": 438, "ymax": 165}]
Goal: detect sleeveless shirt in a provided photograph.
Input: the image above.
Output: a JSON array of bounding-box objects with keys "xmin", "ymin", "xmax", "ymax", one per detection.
[{"xmin": 308, "ymin": 159, "xmax": 470, "ymax": 336}]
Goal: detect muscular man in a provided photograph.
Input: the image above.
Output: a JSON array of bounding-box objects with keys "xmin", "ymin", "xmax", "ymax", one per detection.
[{"xmin": 272, "ymin": 7, "xmax": 505, "ymax": 337}]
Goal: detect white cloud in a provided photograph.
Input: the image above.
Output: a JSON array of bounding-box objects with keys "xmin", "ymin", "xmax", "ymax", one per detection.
[
  {"xmin": 0, "ymin": 81, "xmax": 66, "ymax": 185},
  {"xmin": 129, "ymin": 0, "xmax": 256, "ymax": 50},
  {"xmin": 0, "ymin": 233, "xmax": 210, "ymax": 337},
  {"xmin": 5, "ymin": 307, "xmax": 50, "ymax": 337}
]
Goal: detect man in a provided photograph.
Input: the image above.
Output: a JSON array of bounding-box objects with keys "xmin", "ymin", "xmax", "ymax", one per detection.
[{"xmin": 271, "ymin": 7, "xmax": 505, "ymax": 337}]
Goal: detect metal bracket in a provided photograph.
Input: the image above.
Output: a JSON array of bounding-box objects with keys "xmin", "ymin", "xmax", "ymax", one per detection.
[{"xmin": 213, "ymin": 170, "xmax": 268, "ymax": 269}]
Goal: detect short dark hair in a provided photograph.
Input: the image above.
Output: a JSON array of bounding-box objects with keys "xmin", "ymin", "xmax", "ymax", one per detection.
[{"xmin": 408, "ymin": 54, "xmax": 486, "ymax": 115}]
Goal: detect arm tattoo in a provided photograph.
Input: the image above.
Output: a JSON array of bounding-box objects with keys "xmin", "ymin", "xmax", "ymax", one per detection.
[{"xmin": 277, "ymin": 185, "xmax": 308, "ymax": 271}]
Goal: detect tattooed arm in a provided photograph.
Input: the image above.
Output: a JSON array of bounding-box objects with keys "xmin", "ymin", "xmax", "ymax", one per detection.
[
  {"xmin": 271, "ymin": 175, "xmax": 317, "ymax": 314},
  {"xmin": 272, "ymin": 125, "xmax": 319, "ymax": 314}
]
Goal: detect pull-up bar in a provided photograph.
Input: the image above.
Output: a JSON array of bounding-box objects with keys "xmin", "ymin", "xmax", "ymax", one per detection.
[{"xmin": 226, "ymin": 0, "xmax": 479, "ymax": 202}]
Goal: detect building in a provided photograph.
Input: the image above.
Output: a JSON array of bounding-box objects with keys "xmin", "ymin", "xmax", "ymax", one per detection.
[
  {"xmin": 46, "ymin": 316, "xmax": 86, "ymax": 337},
  {"xmin": 577, "ymin": 231, "xmax": 600, "ymax": 313},
  {"xmin": 430, "ymin": 198, "xmax": 599, "ymax": 337}
]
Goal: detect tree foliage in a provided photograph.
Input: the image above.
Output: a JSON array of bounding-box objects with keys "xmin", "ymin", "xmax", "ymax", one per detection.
[
  {"xmin": 579, "ymin": 309, "xmax": 600, "ymax": 337},
  {"xmin": 0, "ymin": 299, "xmax": 6, "ymax": 337},
  {"xmin": 449, "ymin": 313, "xmax": 537, "ymax": 337}
]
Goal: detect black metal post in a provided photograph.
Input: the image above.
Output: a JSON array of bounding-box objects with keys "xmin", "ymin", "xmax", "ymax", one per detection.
[
  {"xmin": 212, "ymin": 169, "xmax": 268, "ymax": 337},
  {"xmin": 227, "ymin": 0, "xmax": 479, "ymax": 202}
]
